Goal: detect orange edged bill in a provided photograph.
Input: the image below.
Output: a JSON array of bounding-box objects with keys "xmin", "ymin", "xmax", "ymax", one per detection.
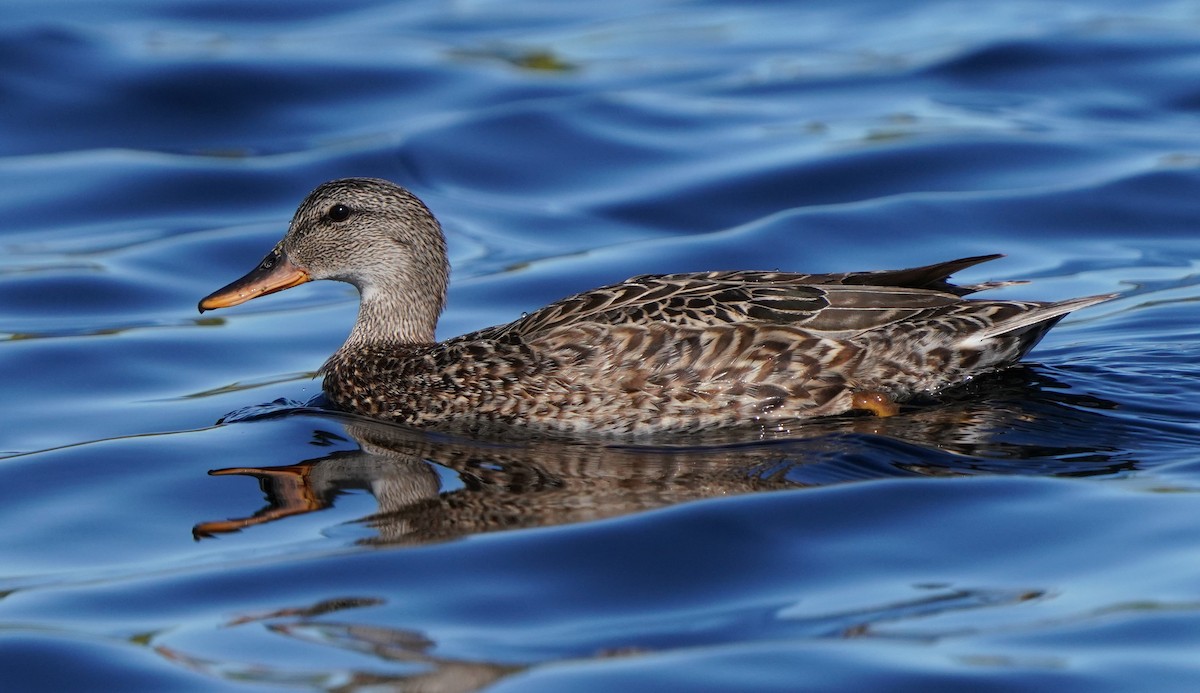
[{"xmin": 198, "ymin": 250, "xmax": 310, "ymax": 312}]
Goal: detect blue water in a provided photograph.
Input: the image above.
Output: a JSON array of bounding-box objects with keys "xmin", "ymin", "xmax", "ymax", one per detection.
[{"xmin": 3, "ymin": 1, "xmax": 1200, "ymax": 690}]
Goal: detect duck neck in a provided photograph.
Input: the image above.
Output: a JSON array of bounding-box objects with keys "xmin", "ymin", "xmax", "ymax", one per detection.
[
  {"xmin": 342, "ymin": 275, "xmax": 445, "ymax": 350},
  {"xmin": 329, "ymin": 209, "xmax": 450, "ymax": 361}
]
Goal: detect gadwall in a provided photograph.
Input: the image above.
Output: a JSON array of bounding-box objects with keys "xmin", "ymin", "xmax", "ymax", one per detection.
[{"xmin": 199, "ymin": 178, "xmax": 1113, "ymax": 436}]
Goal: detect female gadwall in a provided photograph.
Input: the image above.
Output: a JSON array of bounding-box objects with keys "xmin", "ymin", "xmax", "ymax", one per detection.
[{"xmin": 199, "ymin": 178, "xmax": 1113, "ymax": 436}]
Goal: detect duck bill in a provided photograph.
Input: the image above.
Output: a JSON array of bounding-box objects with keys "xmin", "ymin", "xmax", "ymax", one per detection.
[{"xmin": 198, "ymin": 251, "xmax": 310, "ymax": 313}]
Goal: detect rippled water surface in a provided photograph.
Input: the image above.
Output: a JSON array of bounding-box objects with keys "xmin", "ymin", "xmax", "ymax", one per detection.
[{"xmin": 4, "ymin": 1, "xmax": 1200, "ymax": 690}]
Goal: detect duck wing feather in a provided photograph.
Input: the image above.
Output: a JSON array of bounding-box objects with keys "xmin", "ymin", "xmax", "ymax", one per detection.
[{"xmin": 476, "ymin": 255, "xmax": 1006, "ymax": 340}]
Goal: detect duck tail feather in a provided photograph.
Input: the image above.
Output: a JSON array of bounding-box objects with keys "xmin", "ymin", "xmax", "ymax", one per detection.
[{"xmin": 969, "ymin": 293, "xmax": 1118, "ymax": 345}]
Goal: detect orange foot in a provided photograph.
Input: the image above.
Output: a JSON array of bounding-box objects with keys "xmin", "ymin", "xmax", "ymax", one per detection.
[{"xmin": 851, "ymin": 390, "xmax": 899, "ymax": 417}]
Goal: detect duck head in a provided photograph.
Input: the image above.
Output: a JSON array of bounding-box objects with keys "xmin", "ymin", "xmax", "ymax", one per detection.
[{"xmin": 198, "ymin": 178, "xmax": 450, "ymax": 343}]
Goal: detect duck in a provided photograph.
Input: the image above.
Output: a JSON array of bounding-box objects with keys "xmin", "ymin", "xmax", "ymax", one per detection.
[{"xmin": 199, "ymin": 178, "xmax": 1114, "ymax": 436}]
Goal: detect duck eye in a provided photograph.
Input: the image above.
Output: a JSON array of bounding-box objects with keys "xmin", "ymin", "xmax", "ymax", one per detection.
[{"xmin": 328, "ymin": 204, "xmax": 351, "ymax": 222}]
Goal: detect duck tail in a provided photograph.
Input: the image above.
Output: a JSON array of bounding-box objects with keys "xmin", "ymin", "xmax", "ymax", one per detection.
[{"xmin": 959, "ymin": 293, "xmax": 1118, "ymax": 351}]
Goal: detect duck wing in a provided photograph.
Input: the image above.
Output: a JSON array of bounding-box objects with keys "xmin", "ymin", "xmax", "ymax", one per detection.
[
  {"xmin": 483, "ymin": 255, "xmax": 1006, "ymax": 339},
  {"xmin": 640, "ymin": 253, "xmax": 1007, "ymax": 296}
]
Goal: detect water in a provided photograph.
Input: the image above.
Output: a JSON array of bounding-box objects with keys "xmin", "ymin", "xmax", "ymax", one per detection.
[{"xmin": 3, "ymin": 1, "xmax": 1200, "ymax": 690}]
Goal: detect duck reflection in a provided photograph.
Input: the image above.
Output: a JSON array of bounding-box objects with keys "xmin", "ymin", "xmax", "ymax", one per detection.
[{"xmin": 194, "ymin": 367, "xmax": 1129, "ymax": 544}]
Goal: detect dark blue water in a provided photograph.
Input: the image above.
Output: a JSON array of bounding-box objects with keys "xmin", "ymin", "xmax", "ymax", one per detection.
[{"xmin": 3, "ymin": 1, "xmax": 1200, "ymax": 690}]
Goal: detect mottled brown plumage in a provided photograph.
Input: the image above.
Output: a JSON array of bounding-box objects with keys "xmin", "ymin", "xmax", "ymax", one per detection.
[{"xmin": 199, "ymin": 178, "xmax": 1114, "ymax": 436}]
